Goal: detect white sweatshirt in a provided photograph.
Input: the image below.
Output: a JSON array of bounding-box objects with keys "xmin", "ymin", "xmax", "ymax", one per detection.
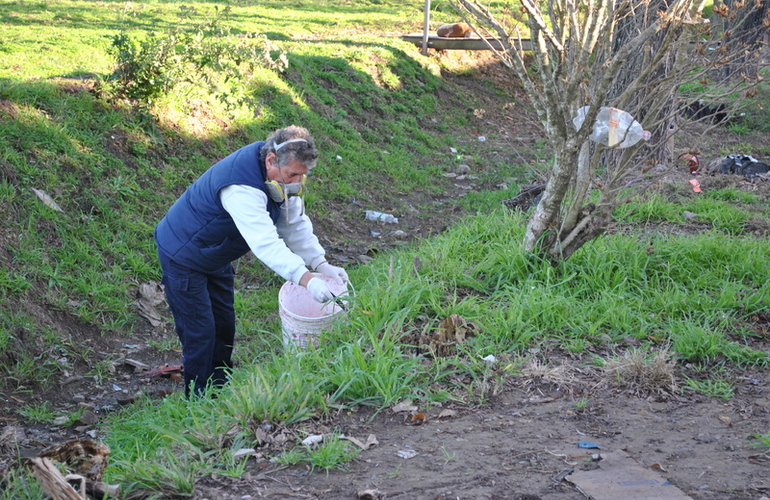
[{"xmin": 220, "ymin": 184, "xmax": 326, "ymax": 284}]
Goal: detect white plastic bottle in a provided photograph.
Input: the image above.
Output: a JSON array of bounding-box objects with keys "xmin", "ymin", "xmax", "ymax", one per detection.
[
  {"xmin": 573, "ymin": 106, "xmax": 651, "ymax": 148},
  {"xmin": 365, "ymin": 210, "xmax": 398, "ymax": 223}
]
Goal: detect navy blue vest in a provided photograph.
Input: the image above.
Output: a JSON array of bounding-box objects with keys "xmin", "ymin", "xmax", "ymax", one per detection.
[{"xmin": 155, "ymin": 141, "xmax": 282, "ymax": 273}]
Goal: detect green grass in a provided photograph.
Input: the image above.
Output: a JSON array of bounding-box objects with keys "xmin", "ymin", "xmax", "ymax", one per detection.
[
  {"xmin": 95, "ymin": 209, "xmax": 770, "ymax": 495},
  {"xmin": 17, "ymin": 401, "xmax": 56, "ymax": 424},
  {"xmin": 2, "ymin": 0, "xmax": 770, "ymax": 497}
]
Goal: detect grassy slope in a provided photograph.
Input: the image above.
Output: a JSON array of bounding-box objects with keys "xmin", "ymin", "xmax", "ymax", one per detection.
[{"xmin": 0, "ymin": 0, "xmax": 498, "ymax": 378}]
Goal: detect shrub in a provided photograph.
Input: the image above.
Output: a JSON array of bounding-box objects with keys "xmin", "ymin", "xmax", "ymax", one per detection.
[{"xmin": 107, "ymin": 8, "xmax": 287, "ymax": 107}]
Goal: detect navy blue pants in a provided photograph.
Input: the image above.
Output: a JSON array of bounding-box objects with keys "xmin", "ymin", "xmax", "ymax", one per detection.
[{"xmin": 157, "ymin": 249, "xmax": 236, "ymax": 396}]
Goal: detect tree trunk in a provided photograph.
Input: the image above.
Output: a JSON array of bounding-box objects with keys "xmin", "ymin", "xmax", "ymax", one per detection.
[{"xmin": 608, "ymin": 1, "xmax": 677, "ymax": 168}]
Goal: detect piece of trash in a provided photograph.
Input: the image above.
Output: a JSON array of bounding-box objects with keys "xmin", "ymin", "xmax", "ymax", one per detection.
[
  {"xmin": 566, "ymin": 450, "xmax": 692, "ymax": 499},
  {"xmin": 396, "ymin": 449, "xmax": 418, "ymax": 459},
  {"xmin": 232, "ymin": 448, "xmax": 256, "ymax": 459},
  {"xmin": 392, "ymin": 399, "xmax": 418, "ymax": 413},
  {"xmin": 450, "ymin": 147, "xmax": 458, "ymax": 153},
  {"xmin": 573, "ymin": 106, "xmax": 650, "ymax": 148},
  {"xmin": 147, "ymin": 364, "xmax": 184, "ymax": 379},
  {"xmin": 342, "ymin": 434, "xmax": 379, "ymax": 450},
  {"xmin": 369, "ymin": 229, "xmax": 381, "ymax": 238},
  {"xmin": 688, "ymin": 178, "xmax": 702, "ymax": 193},
  {"xmin": 478, "ymin": 136, "xmax": 486, "ymax": 142},
  {"xmin": 409, "ymin": 413, "xmax": 427, "ymax": 426},
  {"xmin": 31, "ymin": 188, "xmax": 64, "ymax": 212},
  {"xmin": 301, "ymin": 434, "xmax": 324, "ymax": 446},
  {"xmin": 336, "ymin": 155, "xmax": 343, "ymax": 160},
  {"xmin": 578, "ymin": 441, "xmax": 601, "ymax": 449},
  {"xmin": 121, "ymin": 358, "xmax": 149, "ymax": 373},
  {"xmin": 552, "ymin": 468, "xmax": 574, "ymax": 483},
  {"xmin": 133, "ymin": 281, "xmax": 166, "ymax": 327},
  {"xmin": 482, "ymin": 354, "xmax": 497, "ymax": 363},
  {"xmin": 650, "ymin": 462, "xmax": 668, "ymax": 472},
  {"xmin": 678, "ymin": 152, "xmax": 700, "ymax": 174},
  {"xmin": 528, "ymin": 396, "xmax": 559, "ymax": 403},
  {"xmin": 365, "ymin": 210, "xmax": 398, "ymax": 223},
  {"xmin": 715, "ymin": 154, "xmax": 770, "ymax": 177}
]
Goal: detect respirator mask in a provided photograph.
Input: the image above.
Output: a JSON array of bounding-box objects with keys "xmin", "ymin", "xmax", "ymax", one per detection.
[{"xmin": 265, "ymin": 174, "xmax": 307, "ymax": 203}]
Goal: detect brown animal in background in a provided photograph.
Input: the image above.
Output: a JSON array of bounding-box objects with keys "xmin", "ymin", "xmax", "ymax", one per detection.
[{"xmin": 436, "ymin": 22, "xmax": 473, "ymax": 38}]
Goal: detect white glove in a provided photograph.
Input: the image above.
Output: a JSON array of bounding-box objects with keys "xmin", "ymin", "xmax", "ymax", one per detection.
[
  {"xmin": 316, "ymin": 262, "xmax": 349, "ymax": 285},
  {"xmin": 306, "ymin": 277, "xmax": 334, "ymax": 303}
]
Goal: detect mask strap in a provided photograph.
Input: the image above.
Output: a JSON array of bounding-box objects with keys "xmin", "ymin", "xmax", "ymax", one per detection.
[{"xmin": 274, "ymin": 138, "xmax": 308, "ymax": 151}]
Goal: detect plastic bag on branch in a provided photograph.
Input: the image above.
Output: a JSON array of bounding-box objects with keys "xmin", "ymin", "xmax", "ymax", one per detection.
[{"xmin": 573, "ymin": 106, "xmax": 651, "ymax": 149}]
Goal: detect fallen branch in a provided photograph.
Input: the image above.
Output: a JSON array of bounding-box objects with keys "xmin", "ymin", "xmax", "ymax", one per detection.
[{"xmin": 30, "ymin": 457, "xmax": 83, "ymax": 500}]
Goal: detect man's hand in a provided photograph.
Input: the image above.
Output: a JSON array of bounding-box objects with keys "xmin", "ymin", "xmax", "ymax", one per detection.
[
  {"xmin": 316, "ymin": 262, "xmax": 349, "ymax": 285},
  {"xmin": 306, "ymin": 277, "xmax": 334, "ymax": 303}
]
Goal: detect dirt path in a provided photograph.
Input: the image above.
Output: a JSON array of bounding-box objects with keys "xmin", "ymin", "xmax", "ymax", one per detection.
[{"xmin": 191, "ymin": 361, "xmax": 770, "ymax": 500}]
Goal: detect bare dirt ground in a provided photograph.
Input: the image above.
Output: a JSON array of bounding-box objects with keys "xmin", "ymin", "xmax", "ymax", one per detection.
[
  {"xmin": 2, "ymin": 50, "xmax": 770, "ymax": 499},
  {"xmin": 194, "ymin": 357, "xmax": 770, "ymax": 500}
]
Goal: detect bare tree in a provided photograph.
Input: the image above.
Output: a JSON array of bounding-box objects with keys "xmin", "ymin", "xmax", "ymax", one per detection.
[{"xmin": 453, "ymin": 0, "xmax": 768, "ymax": 262}]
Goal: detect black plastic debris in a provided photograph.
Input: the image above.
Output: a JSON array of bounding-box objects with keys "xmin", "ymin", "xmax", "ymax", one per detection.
[{"xmin": 716, "ymin": 154, "xmax": 770, "ymax": 178}]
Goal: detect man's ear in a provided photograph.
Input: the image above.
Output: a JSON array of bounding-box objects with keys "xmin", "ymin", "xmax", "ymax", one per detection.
[{"xmin": 265, "ymin": 151, "xmax": 277, "ymax": 169}]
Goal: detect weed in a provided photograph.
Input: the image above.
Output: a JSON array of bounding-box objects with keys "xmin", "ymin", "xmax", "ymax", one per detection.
[
  {"xmin": 275, "ymin": 448, "xmax": 307, "ymax": 466},
  {"xmin": 305, "ymin": 435, "xmax": 360, "ymax": 472},
  {"xmin": 440, "ymin": 446, "xmax": 457, "ymax": 464},
  {"xmin": 682, "ymin": 377, "xmax": 735, "ymax": 399},
  {"xmin": 751, "ymin": 430, "xmax": 770, "ymax": 453},
  {"xmin": 602, "ymin": 348, "xmax": 677, "ymax": 396},
  {"xmin": 0, "ymin": 467, "xmax": 47, "ymax": 500},
  {"xmin": 18, "ymin": 401, "xmax": 56, "ymax": 424},
  {"xmin": 86, "ymin": 359, "xmax": 116, "ymax": 384},
  {"xmin": 572, "ymin": 397, "xmax": 590, "ymax": 410}
]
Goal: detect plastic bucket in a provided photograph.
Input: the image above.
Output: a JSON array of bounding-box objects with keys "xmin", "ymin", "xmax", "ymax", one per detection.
[{"xmin": 278, "ymin": 275, "xmax": 348, "ymax": 350}]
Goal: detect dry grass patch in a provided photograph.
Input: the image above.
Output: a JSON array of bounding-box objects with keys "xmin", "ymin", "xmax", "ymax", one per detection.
[
  {"xmin": 602, "ymin": 347, "xmax": 678, "ymax": 397},
  {"xmin": 519, "ymin": 357, "xmax": 580, "ymax": 393}
]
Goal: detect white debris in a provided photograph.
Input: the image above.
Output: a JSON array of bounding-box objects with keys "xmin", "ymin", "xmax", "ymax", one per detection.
[{"xmin": 301, "ymin": 434, "xmax": 324, "ymax": 446}]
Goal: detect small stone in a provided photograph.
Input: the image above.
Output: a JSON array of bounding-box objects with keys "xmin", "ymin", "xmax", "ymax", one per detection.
[
  {"xmin": 683, "ymin": 211, "xmax": 699, "ymax": 220},
  {"xmin": 456, "ymin": 164, "xmax": 471, "ymax": 174}
]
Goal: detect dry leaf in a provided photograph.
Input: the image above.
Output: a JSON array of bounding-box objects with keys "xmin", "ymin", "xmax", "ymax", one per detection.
[
  {"xmin": 343, "ymin": 434, "xmax": 379, "ymax": 450},
  {"xmin": 392, "ymin": 399, "xmax": 417, "ymax": 413},
  {"xmin": 428, "ymin": 314, "xmax": 481, "ymax": 357},
  {"xmin": 133, "ymin": 281, "xmax": 166, "ymax": 327},
  {"xmin": 438, "ymin": 409, "xmax": 457, "ymax": 419}
]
